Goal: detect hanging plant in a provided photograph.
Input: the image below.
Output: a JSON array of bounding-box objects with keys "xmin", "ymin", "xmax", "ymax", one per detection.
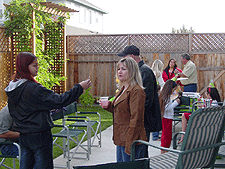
[{"xmin": 4, "ymin": 0, "xmax": 69, "ymax": 90}]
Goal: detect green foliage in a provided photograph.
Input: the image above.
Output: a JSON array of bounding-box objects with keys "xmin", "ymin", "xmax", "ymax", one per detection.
[
  {"xmin": 172, "ymin": 24, "xmax": 195, "ymax": 33},
  {"xmin": 4, "ymin": 0, "xmax": 69, "ymax": 89},
  {"xmin": 78, "ymin": 88, "xmax": 96, "ymax": 108},
  {"xmin": 35, "ymin": 52, "xmax": 66, "ymax": 89}
]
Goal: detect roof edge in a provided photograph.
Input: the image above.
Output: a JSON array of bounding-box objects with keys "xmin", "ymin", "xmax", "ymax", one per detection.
[{"xmin": 72, "ymin": 0, "xmax": 108, "ymax": 14}]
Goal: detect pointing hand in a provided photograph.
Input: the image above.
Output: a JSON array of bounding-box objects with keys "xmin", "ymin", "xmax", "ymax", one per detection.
[{"xmin": 79, "ymin": 76, "xmax": 91, "ymax": 90}]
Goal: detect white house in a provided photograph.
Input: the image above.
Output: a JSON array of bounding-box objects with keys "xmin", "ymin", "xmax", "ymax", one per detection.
[
  {"xmin": 0, "ymin": 0, "xmax": 10, "ymax": 21},
  {"xmin": 0, "ymin": 0, "xmax": 108, "ymax": 35}
]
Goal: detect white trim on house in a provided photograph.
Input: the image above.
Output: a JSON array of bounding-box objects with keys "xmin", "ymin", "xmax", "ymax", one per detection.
[{"xmin": 72, "ymin": 0, "xmax": 108, "ymax": 14}]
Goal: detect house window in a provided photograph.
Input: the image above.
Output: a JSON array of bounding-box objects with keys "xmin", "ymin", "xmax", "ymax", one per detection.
[
  {"xmin": 84, "ymin": 9, "xmax": 86, "ymax": 23},
  {"xmin": 95, "ymin": 12, "xmax": 98, "ymax": 24},
  {"xmin": 89, "ymin": 10, "xmax": 92, "ymax": 25}
]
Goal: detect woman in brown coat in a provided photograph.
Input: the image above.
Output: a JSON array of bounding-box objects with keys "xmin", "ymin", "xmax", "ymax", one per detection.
[{"xmin": 101, "ymin": 57, "xmax": 147, "ymax": 162}]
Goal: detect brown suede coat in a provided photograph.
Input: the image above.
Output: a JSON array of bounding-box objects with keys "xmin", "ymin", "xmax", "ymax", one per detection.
[{"xmin": 105, "ymin": 85, "xmax": 147, "ymax": 155}]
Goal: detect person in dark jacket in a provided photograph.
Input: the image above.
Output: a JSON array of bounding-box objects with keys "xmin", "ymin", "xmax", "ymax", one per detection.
[
  {"xmin": 117, "ymin": 45, "xmax": 162, "ymax": 157},
  {"xmin": 5, "ymin": 52, "xmax": 91, "ymax": 169}
]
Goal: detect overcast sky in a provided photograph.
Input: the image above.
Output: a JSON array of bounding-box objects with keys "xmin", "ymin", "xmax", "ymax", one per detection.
[{"xmin": 90, "ymin": 0, "xmax": 225, "ymax": 34}]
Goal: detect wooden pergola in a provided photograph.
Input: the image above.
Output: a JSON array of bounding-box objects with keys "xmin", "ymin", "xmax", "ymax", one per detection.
[
  {"xmin": 31, "ymin": 2, "xmax": 78, "ymax": 55},
  {"xmin": 4, "ymin": 2, "xmax": 78, "ymax": 54},
  {"xmin": 4, "ymin": 2, "xmax": 79, "ymax": 93},
  {"xmin": 37, "ymin": 2, "xmax": 78, "ymax": 18},
  {"xmin": 5, "ymin": 2, "xmax": 78, "ymax": 17}
]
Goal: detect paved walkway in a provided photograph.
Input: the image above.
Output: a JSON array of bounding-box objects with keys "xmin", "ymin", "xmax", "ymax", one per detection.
[{"xmin": 53, "ymin": 123, "xmax": 225, "ymax": 169}]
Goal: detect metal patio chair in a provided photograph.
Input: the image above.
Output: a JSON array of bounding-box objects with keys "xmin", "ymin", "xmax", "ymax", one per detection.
[
  {"xmin": 132, "ymin": 106, "xmax": 225, "ymax": 169},
  {"xmin": 0, "ymin": 142, "xmax": 21, "ymax": 169},
  {"xmin": 173, "ymin": 96, "xmax": 191, "ymax": 132},
  {"xmin": 74, "ymin": 111, "xmax": 101, "ymax": 148},
  {"xmin": 52, "ymin": 102, "xmax": 90, "ymax": 169},
  {"xmin": 64, "ymin": 115, "xmax": 92, "ymax": 155},
  {"xmin": 66, "ymin": 102, "xmax": 101, "ymax": 148}
]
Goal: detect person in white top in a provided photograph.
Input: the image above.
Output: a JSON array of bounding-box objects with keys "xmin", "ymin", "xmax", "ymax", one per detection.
[
  {"xmin": 159, "ymin": 80, "xmax": 180, "ymax": 154},
  {"xmin": 151, "ymin": 59, "xmax": 165, "ymax": 88}
]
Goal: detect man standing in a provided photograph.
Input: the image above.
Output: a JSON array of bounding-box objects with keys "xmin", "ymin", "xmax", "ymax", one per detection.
[
  {"xmin": 0, "ymin": 105, "xmax": 19, "ymax": 156},
  {"xmin": 175, "ymin": 53, "xmax": 197, "ymax": 92},
  {"xmin": 117, "ymin": 45, "xmax": 162, "ymax": 157}
]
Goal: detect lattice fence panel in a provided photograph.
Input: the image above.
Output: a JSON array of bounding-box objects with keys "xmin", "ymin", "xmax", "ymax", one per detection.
[
  {"xmin": 67, "ymin": 34, "xmax": 190, "ymax": 54},
  {"xmin": 129, "ymin": 34, "xmax": 189, "ymax": 53},
  {"xmin": 11, "ymin": 32, "xmax": 33, "ymax": 74},
  {"xmin": 45, "ymin": 23, "xmax": 65, "ymax": 94},
  {"xmin": 0, "ymin": 29, "xmax": 10, "ymax": 52},
  {"xmin": 67, "ymin": 35, "xmax": 129, "ymax": 54},
  {"xmin": 192, "ymin": 34, "xmax": 225, "ymax": 53},
  {"xmin": 0, "ymin": 27, "xmax": 11, "ymax": 109},
  {"xmin": 68, "ymin": 33, "xmax": 225, "ymax": 54}
]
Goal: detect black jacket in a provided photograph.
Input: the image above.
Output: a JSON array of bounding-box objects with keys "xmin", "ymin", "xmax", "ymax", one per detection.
[
  {"xmin": 5, "ymin": 79, "xmax": 83, "ymax": 134},
  {"xmin": 138, "ymin": 60, "xmax": 162, "ymax": 132}
]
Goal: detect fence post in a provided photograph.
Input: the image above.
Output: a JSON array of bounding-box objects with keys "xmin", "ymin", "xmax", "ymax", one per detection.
[
  {"xmin": 128, "ymin": 34, "xmax": 130, "ymax": 45},
  {"xmin": 188, "ymin": 33, "xmax": 192, "ymax": 54}
]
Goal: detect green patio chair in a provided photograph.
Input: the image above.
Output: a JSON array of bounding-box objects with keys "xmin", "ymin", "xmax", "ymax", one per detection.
[
  {"xmin": 132, "ymin": 106, "xmax": 225, "ymax": 169},
  {"xmin": 73, "ymin": 111, "xmax": 101, "ymax": 148},
  {"xmin": 64, "ymin": 102, "xmax": 101, "ymax": 152},
  {"xmin": 52, "ymin": 102, "xmax": 90, "ymax": 169},
  {"xmin": 66, "ymin": 102, "xmax": 101, "ymax": 148},
  {"xmin": 173, "ymin": 96, "xmax": 191, "ymax": 132}
]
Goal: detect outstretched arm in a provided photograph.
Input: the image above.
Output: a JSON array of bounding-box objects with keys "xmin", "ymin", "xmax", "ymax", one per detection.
[{"xmin": 0, "ymin": 131, "xmax": 19, "ymax": 139}]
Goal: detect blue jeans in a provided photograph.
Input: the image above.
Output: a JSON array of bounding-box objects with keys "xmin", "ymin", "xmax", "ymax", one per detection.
[
  {"xmin": 184, "ymin": 84, "xmax": 197, "ymax": 92},
  {"xmin": 0, "ymin": 144, "xmax": 19, "ymax": 156},
  {"xmin": 152, "ymin": 132, "xmax": 159, "ymax": 141},
  {"xmin": 116, "ymin": 144, "xmax": 145, "ymax": 162},
  {"xmin": 19, "ymin": 130, "xmax": 53, "ymax": 169}
]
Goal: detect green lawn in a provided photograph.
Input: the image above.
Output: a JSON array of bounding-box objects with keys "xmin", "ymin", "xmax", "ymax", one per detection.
[{"xmin": 0, "ymin": 105, "xmax": 113, "ymax": 168}]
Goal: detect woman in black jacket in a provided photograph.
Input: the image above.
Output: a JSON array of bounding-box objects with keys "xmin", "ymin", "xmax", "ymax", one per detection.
[{"xmin": 5, "ymin": 52, "xmax": 91, "ymax": 169}]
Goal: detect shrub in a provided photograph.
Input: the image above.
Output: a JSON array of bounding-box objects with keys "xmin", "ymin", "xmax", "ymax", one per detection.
[{"xmin": 78, "ymin": 88, "xmax": 95, "ymax": 108}]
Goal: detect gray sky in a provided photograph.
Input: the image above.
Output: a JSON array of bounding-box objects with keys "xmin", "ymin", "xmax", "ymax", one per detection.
[{"xmin": 90, "ymin": 0, "xmax": 225, "ymax": 34}]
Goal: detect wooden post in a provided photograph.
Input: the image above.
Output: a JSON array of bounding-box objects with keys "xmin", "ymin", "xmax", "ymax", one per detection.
[
  {"xmin": 188, "ymin": 33, "xmax": 192, "ymax": 54},
  {"xmin": 63, "ymin": 24, "xmax": 67, "ymax": 91},
  {"xmin": 128, "ymin": 34, "xmax": 130, "ymax": 45},
  {"xmin": 32, "ymin": 10, "xmax": 36, "ymax": 55},
  {"xmin": 10, "ymin": 36, "xmax": 14, "ymax": 78}
]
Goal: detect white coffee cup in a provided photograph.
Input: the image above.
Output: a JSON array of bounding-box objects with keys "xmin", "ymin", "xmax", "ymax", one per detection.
[{"xmin": 100, "ymin": 97, "xmax": 109, "ymax": 107}]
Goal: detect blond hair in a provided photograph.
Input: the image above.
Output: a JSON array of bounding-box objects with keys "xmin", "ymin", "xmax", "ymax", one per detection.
[
  {"xmin": 151, "ymin": 59, "xmax": 164, "ymax": 78},
  {"xmin": 116, "ymin": 57, "xmax": 143, "ymax": 89}
]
